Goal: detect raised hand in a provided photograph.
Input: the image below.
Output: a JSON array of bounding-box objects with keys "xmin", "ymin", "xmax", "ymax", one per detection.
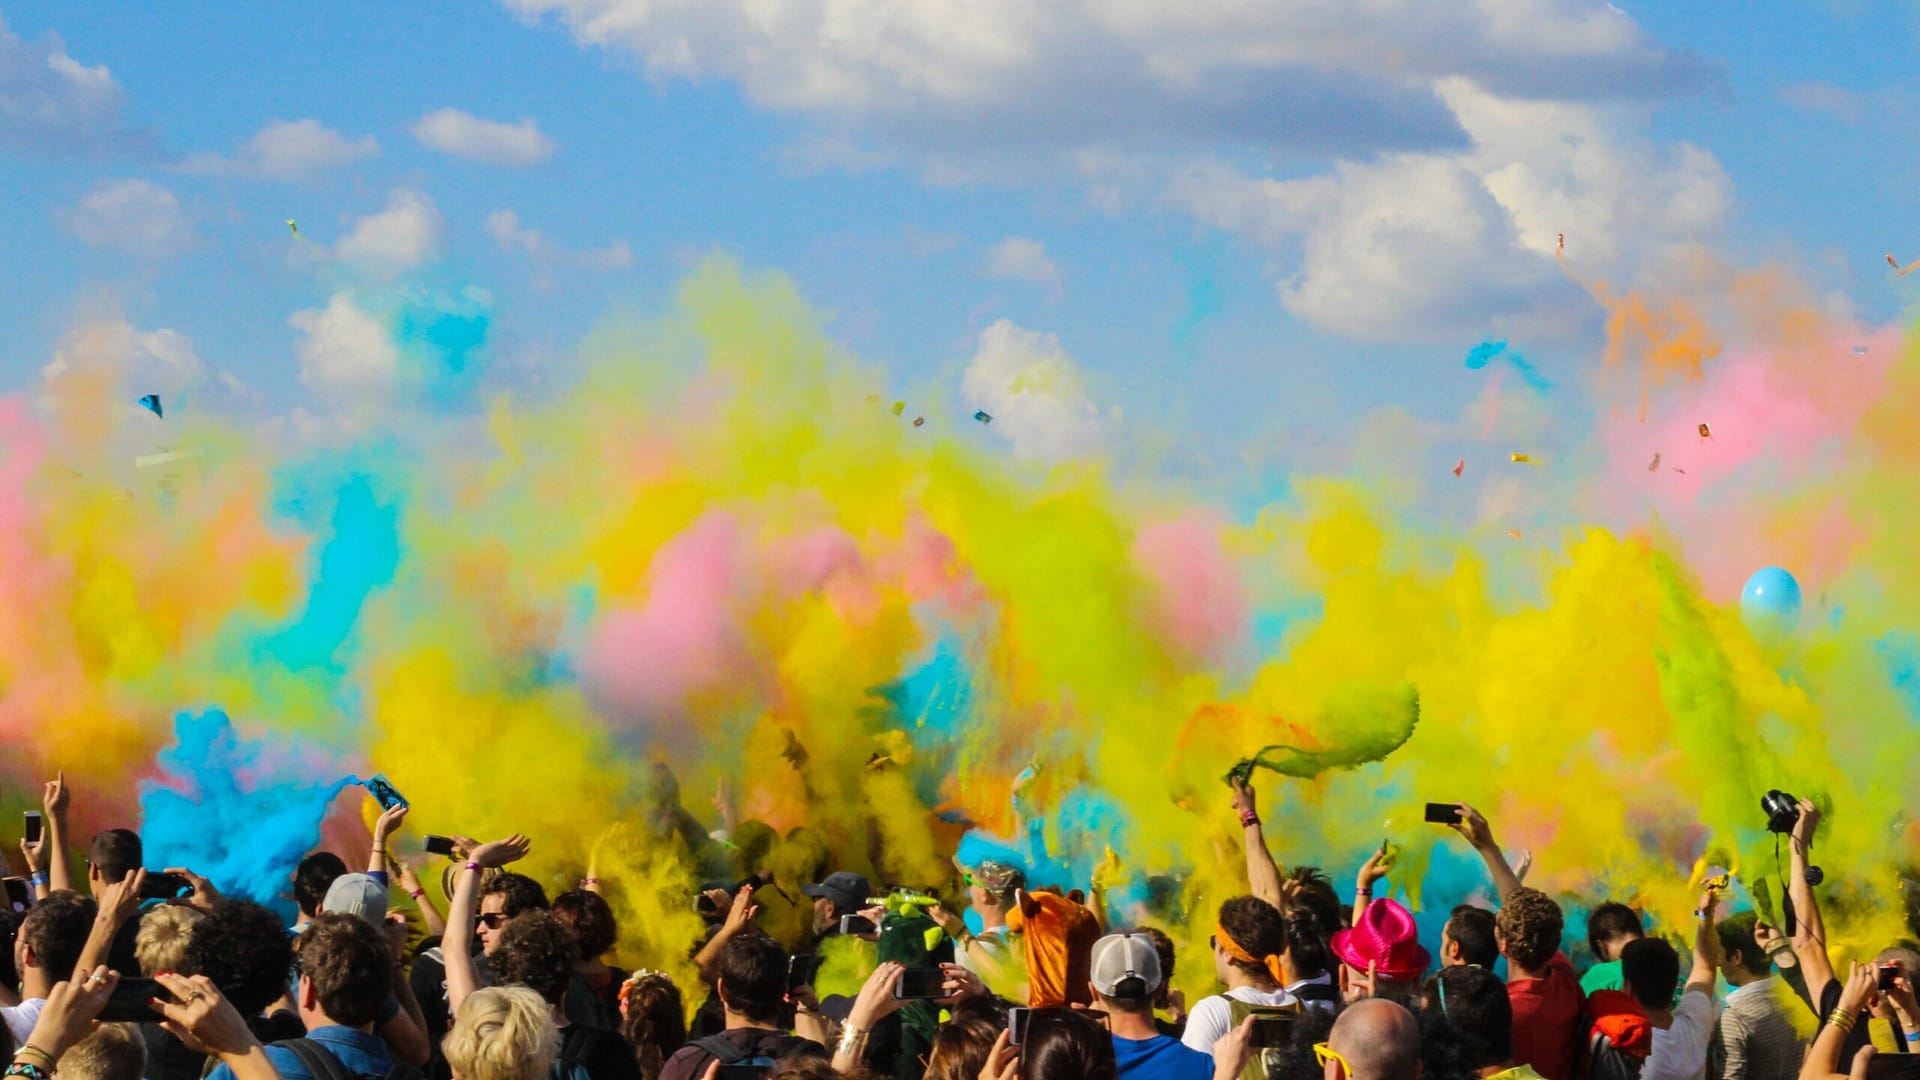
[
  {"xmin": 99, "ymin": 868, "xmax": 147, "ymax": 927},
  {"xmin": 469, "ymin": 835, "xmax": 531, "ymax": 869},
  {"xmin": 1356, "ymin": 848, "xmax": 1393, "ymax": 893},
  {"xmin": 846, "ymin": 961, "xmax": 907, "ymax": 1031},
  {"xmin": 153, "ymin": 972, "xmax": 263, "ymax": 1058},
  {"xmin": 1229, "ymin": 775, "xmax": 1257, "ymax": 817},
  {"xmin": 24, "ymin": 965, "xmax": 120, "ymax": 1061},
  {"xmin": 372, "ymin": 802, "xmax": 410, "ymax": 845},
  {"xmin": 164, "ymin": 867, "xmax": 222, "ymax": 912},
  {"xmin": 1792, "ymin": 797, "xmax": 1821, "ymax": 847},
  {"xmin": 978, "ymin": 1030, "xmax": 1019, "ymax": 1080},
  {"xmin": 43, "ymin": 772, "xmax": 70, "ymax": 818},
  {"xmin": 938, "ymin": 962, "xmax": 986, "ymax": 1003},
  {"xmin": 722, "ymin": 885, "xmax": 761, "ymax": 934},
  {"xmin": 1839, "ymin": 958, "xmax": 1879, "ymax": 1015},
  {"xmin": 1451, "ymin": 804, "xmax": 1496, "ymax": 851}
]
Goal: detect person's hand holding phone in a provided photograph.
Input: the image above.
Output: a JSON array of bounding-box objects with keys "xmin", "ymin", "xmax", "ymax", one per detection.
[
  {"xmin": 938, "ymin": 962, "xmax": 985, "ymax": 1003},
  {"xmin": 23, "ymin": 965, "xmax": 120, "ymax": 1062},
  {"xmin": 1210, "ymin": 1016, "xmax": 1256, "ymax": 1080},
  {"xmin": 1355, "ymin": 847, "xmax": 1393, "ymax": 895},
  {"xmin": 721, "ymin": 885, "xmax": 760, "ymax": 935},
  {"xmin": 978, "ymin": 1029, "xmax": 1019, "ymax": 1080},
  {"xmin": 153, "ymin": 972, "xmax": 263, "ymax": 1059},
  {"xmin": 847, "ymin": 961, "xmax": 908, "ymax": 1031},
  {"xmin": 1840, "ymin": 959, "xmax": 1881, "ymax": 1017},
  {"xmin": 98, "ymin": 868, "xmax": 147, "ymax": 929},
  {"xmin": 1450, "ymin": 805, "xmax": 1496, "ymax": 852},
  {"xmin": 372, "ymin": 802, "xmax": 409, "ymax": 848},
  {"xmin": 164, "ymin": 867, "xmax": 221, "ymax": 912}
]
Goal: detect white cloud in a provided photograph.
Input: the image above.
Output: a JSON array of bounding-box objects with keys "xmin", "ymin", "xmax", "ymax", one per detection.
[
  {"xmin": 1165, "ymin": 77, "xmax": 1730, "ymax": 342},
  {"xmin": 412, "ymin": 108, "xmax": 555, "ymax": 165},
  {"xmin": 503, "ymin": 0, "xmax": 1719, "ymax": 174},
  {"xmin": 335, "ymin": 190, "xmax": 442, "ymax": 275},
  {"xmin": 0, "ymin": 13, "xmax": 148, "ymax": 157},
  {"xmin": 961, "ymin": 319, "xmax": 1115, "ymax": 462},
  {"xmin": 984, "ymin": 237, "xmax": 1061, "ymax": 289},
  {"xmin": 62, "ymin": 178, "xmax": 197, "ymax": 258},
  {"xmin": 1778, "ymin": 81, "xmax": 1860, "ymax": 126},
  {"xmin": 179, "ymin": 118, "xmax": 378, "ymax": 180},
  {"xmin": 289, "ymin": 293, "xmax": 399, "ymax": 397},
  {"xmin": 485, "ymin": 208, "xmax": 633, "ymax": 271}
]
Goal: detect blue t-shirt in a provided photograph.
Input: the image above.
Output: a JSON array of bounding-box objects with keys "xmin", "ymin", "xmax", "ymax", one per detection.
[
  {"xmin": 1113, "ymin": 1034, "xmax": 1214, "ymax": 1080},
  {"xmin": 207, "ymin": 1026, "xmax": 393, "ymax": 1080}
]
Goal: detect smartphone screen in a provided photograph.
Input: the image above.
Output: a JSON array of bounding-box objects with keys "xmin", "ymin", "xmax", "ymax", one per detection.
[
  {"xmin": 23, "ymin": 812, "xmax": 42, "ymax": 845},
  {"xmin": 716, "ymin": 1067, "xmax": 771, "ymax": 1080},
  {"xmin": 892, "ymin": 967, "xmax": 947, "ymax": 1000},
  {"xmin": 1008, "ymin": 1007, "xmax": 1030, "ymax": 1046},
  {"xmin": 1865, "ymin": 1054, "xmax": 1920, "ymax": 1080},
  {"xmin": 840, "ymin": 914, "xmax": 876, "ymax": 936},
  {"xmin": 3, "ymin": 878, "xmax": 28, "ymax": 911},
  {"xmin": 365, "ymin": 775, "xmax": 408, "ymax": 810},
  {"xmin": 97, "ymin": 976, "xmax": 163, "ymax": 1022},
  {"xmin": 1423, "ymin": 803, "xmax": 1463, "ymax": 825},
  {"xmin": 1247, "ymin": 1016, "xmax": 1294, "ymax": 1049},
  {"xmin": 423, "ymin": 835, "xmax": 455, "ymax": 857},
  {"xmin": 139, "ymin": 872, "xmax": 191, "ymax": 900},
  {"xmin": 788, "ymin": 954, "xmax": 825, "ymax": 992}
]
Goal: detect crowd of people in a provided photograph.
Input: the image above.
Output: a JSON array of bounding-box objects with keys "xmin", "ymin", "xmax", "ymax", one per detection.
[{"xmin": 2, "ymin": 769, "xmax": 1915, "ymax": 1080}]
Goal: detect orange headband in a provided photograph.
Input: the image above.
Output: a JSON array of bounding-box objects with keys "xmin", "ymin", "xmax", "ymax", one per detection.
[{"xmin": 1216, "ymin": 922, "xmax": 1288, "ymax": 987}]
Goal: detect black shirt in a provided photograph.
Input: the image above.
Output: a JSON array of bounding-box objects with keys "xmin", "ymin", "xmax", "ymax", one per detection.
[{"xmin": 559, "ymin": 1023, "xmax": 646, "ymax": 1080}]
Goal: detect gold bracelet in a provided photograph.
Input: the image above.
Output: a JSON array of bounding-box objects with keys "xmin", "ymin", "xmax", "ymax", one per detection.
[
  {"xmin": 836, "ymin": 1026, "xmax": 870, "ymax": 1058},
  {"xmin": 14, "ymin": 1046, "xmax": 56, "ymax": 1069},
  {"xmin": 1829, "ymin": 1008, "xmax": 1857, "ymax": 1033}
]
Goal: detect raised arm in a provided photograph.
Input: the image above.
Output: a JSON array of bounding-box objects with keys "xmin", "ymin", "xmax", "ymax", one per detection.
[
  {"xmin": 1800, "ymin": 960, "xmax": 1875, "ymax": 1080},
  {"xmin": 1452, "ymin": 805, "xmax": 1523, "ymax": 901},
  {"xmin": 392, "ymin": 856, "xmax": 446, "ymax": 939},
  {"xmin": 1353, "ymin": 846, "xmax": 1393, "ymax": 926},
  {"xmin": 693, "ymin": 886, "xmax": 760, "ymax": 984},
  {"xmin": 1786, "ymin": 798, "xmax": 1835, "ymax": 1008},
  {"xmin": 1230, "ymin": 778, "xmax": 1285, "ymax": 909},
  {"xmin": 1688, "ymin": 889, "xmax": 1723, "ymax": 997},
  {"xmin": 43, "ymin": 773, "xmax": 72, "ymax": 895},
  {"xmin": 75, "ymin": 869, "xmax": 144, "ymax": 975},
  {"xmin": 442, "ymin": 834, "xmax": 529, "ymax": 1015},
  {"xmin": 368, "ymin": 802, "xmax": 408, "ymax": 883}
]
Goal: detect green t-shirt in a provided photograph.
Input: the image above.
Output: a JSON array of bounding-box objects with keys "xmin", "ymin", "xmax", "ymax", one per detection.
[{"xmin": 1581, "ymin": 959, "xmax": 1624, "ymax": 995}]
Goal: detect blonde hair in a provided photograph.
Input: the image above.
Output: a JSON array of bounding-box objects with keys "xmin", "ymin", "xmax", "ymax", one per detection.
[
  {"xmin": 59, "ymin": 1022, "xmax": 146, "ymax": 1080},
  {"xmin": 443, "ymin": 986, "xmax": 561, "ymax": 1080},
  {"xmin": 134, "ymin": 905, "xmax": 204, "ymax": 977}
]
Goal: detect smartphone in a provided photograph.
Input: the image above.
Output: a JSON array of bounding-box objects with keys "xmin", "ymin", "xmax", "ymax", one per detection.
[
  {"xmin": 840, "ymin": 914, "xmax": 876, "ymax": 936},
  {"xmin": 788, "ymin": 954, "xmax": 825, "ymax": 992},
  {"xmin": 139, "ymin": 872, "xmax": 191, "ymax": 900},
  {"xmin": 1424, "ymin": 803, "xmax": 1463, "ymax": 825},
  {"xmin": 423, "ymin": 835, "xmax": 455, "ymax": 857},
  {"xmin": 716, "ymin": 1067, "xmax": 771, "ymax": 1080},
  {"xmin": 1247, "ymin": 1016, "xmax": 1294, "ymax": 1049},
  {"xmin": 1008, "ymin": 1007, "xmax": 1030, "ymax": 1046},
  {"xmin": 97, "ymin": 976, "xmax": 163, "ymax": 1022},
  {"xmin": 364, "ymin": 775, "xmax": 408, "ymax": 810},
  {"xmin": 23, "ymin": 812, "xmax": 42, "ymax": 845},
  {"xmin": 3, "ymin": 878, "xmax": 28, "ymax": 911},
  {"xmin": 1879, "ymin": 962, "xmax": 1901, "ymax": 991},
  {"xmin": 892, "ymin": 967, "xmax": 947, "ymax": 1000}
]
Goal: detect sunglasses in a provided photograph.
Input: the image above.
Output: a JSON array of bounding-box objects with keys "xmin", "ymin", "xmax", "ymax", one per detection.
[
  {"xmin": 1315, "ymin": 1043, "xmax": 1351, "ymax": 1077},
  {"xmin": 478, "ymin": 913, "xmax": 510, "ymax": 929}
]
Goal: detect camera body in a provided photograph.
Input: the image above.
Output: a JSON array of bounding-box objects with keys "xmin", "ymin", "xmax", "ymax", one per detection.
[{"xmin": 1762, "ymin": 789, "xmax": 1801, "ymax": 834}]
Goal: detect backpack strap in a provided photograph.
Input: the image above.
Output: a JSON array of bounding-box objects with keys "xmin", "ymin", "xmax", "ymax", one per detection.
[
  {"xmin": 275, "ymin": 1039, "xmax": 354, "ymax": 1080},
  {"xmin": 692, "ymin": 1035, "xmax": 752, "ymax": 1065}
]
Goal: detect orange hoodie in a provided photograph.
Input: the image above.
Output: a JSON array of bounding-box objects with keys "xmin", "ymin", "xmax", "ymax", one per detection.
[{"xmin": 1005, "ymin": 889, "xmax": 1101, "ymax": 1007}]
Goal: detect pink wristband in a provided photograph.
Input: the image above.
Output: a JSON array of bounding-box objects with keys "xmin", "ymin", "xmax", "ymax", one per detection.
[{"xmin": 463, "ymin": 861, "xmax": 480, "ymax": 873}]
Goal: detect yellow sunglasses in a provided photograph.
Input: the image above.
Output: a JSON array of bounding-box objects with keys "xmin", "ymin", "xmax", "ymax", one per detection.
[{"xmin": 1314, "ymin": 1042, "xmax": 1352, "ymax": 1077}]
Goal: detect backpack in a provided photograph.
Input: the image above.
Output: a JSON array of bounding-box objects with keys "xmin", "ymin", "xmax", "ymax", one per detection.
[
  {"xmin": 553, "ymin": 1026, "xmax": 607, "ymax": 1080},
  {"xmin": 691, "ymin": 1033, "xmax": 811, "ymax": 1070},
  {"xmin": 273, "ymin": 1039, "xmax": 422, "ymax": 1080}
]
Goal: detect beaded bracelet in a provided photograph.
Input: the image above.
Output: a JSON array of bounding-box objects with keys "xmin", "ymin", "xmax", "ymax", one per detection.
[
  {"xmin": 6, "ymin": 1062, "xmax": 48, "ymax": 1080},
  {"xmin": 1238, "ymin": 810, "xmax": 1260, "ymax": 828},
  {"xmin": 27, "ymin": 873, "xmax": 45, "ymax": 888},
  {"xmin": 13, "ymin": 1047, "xmax": 55, "ymax": 1072}
]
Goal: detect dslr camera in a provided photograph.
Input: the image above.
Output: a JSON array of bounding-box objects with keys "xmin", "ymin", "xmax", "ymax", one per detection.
[{"xmin": 1762, "ymin": 789, "xmax": 1801, "ymax": 834}]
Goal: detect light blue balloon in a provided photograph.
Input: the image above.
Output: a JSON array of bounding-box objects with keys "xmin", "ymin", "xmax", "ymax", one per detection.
[{"xmin": 1741, "ymin": 566, "xmax": 1802, "ymax": 636}]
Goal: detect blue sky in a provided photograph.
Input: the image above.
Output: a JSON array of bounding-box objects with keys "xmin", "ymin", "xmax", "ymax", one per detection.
[{"xmin": 3, "ymin": 1, "xmax": 1918, "ymax": 465}]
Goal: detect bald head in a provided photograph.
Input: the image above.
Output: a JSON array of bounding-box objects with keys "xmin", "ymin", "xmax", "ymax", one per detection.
[{"xmin": 1328, "ymin": 999, "xmax": 1422, "ymax": 1080}]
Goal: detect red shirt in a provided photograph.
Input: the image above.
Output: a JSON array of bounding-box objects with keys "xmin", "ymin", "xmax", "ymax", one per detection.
[{"xmin": 1510, "ymin": 953, "xmax": 1586, "ymax": 1080}]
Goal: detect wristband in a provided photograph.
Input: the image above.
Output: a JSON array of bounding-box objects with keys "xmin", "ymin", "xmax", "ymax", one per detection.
[
  {"xmin": 1763, "ymin": 942, "xmax": 1791, "ymax": 957},
  {"xmin": 408, "ymin": 889, "xmax": 426, "ymax": 900},
  {"xmin": 1828, "ymin": 1008, "xmax": 1858, "ymax": 1034},
  {"xmin": 6, "ymin": 1063, "xmax": 48, "ymax": 1080},
  {"xmin": 1905, "ymin": 1031, "xmax": 1920, "ymax": 1044},
  {"xmin": 14, "ymin": 1047, "xmax": 55, "ymax": 1070},
  {"xmin": 581, "ymin": 877, "xmax": 601, "ymax": 886},
  {"xmin": 463, "ymin": 861, "xmax": 481, "ymax": 873},
  {"xmin": 27, "ymin": 873, "xmax": 45, "ymax": 887},
  {"xmin": 836, "ymin": 1026, "xmax": 871, "ymax": 1059},
  {"xmin": 1238, "ymin": 810, "xmax": 1260, "ymax": 828}
]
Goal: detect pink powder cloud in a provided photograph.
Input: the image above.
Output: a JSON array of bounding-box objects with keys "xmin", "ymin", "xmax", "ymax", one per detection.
[{"xmin": 1132, "ymin": 517, "xmax": 1248, "ymax": 662}]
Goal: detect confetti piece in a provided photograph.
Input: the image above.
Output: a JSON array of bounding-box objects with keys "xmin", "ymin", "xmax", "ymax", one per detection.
[
  {"xmin": 1507, "ymin": 529, "xmax": 1522, "ymax": 539},
  {"xmin": 1697, "ymin": 422, "xmax": 1711, "ymax": 439},
  {"xmin": 1647, "ymin": 452, "xmax": 1661, "ymax": 472},
  {"xmin": 1556, "ymin": 232, "xmax": 1564, "ymax": 253},
  {"xmin": 1672, "ymin": 467, "xmax": 1686, "ymax": 474},
  {"xmin": 137, "ymin": 394, "xmax": 163, "ymax": 419},
  {"xmin": 891, "ymin": 401, "xmax": 905, "ymax": 416},
  {"xmin": 1853, "ymin": 346, "xmax": 1869, "ymax": 356},
  {"xmin": 973, "ymin": 410, "xmax": 993, "ymax": 424},
  {"xmin": 1452, "ymin": 460, "xmax": 1464, "ymax": 478},
  {"xmin": 1510, "ymin": 452, "xmax": 1532, "ymax": 463},
  {"xmin": 1889, "ymin": 254, "xmax": 1920, "ymax": 277},
  {"xmin": 913, "ymin": 416, "xmax": 925, "ymax": 427}
]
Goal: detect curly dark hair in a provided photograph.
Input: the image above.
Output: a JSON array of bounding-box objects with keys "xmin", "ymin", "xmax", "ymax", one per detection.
[
  {"xmin": 481, "ymin": 872, "xmax": 550, "ymax": 918},
  {"xmin": 20, "ymin": 892, "xmax": 95, "ymax": 983},
  {"xmin": 1495, "ymin": 888, "xmax": 1564, "ymax": 970},
  {"xmin": 926, "ymin": 1000, "xmax": 1008, "ymax": 1080},
  {"xmin": 1217, "ymin": 896, "xmax": 1288, "ymax": 979},
  {"xmin": 1422, "ymin": 965, "xmax": 1512, "ymax": 1079},
  {"xmin": 620, "ymin": 973, "xmax": 687, "ymax": 1080},
  {"xmin": 293, "ymin": 852, "xmax": 348, "ymax": 918},
  {"xmin": 182, "ymin": 900, "xmax": 296, "ymax": 1015},
  {"xmin": 1288, "ymin": 866, "xmax": 1344, "ymax": 932},
  {"xmin": 552, "ymin": 889, "xmax": 618, "ymax": 960},
  {"xmin": 491, "ymin": 909, "xmax": 578, "ymax": 1005},
  {"xmin": 296, "ymin": 913, "xmax": 392, "ymax": 1028}
]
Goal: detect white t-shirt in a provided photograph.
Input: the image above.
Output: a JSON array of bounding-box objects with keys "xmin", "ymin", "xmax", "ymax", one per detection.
[
  {"xmin": 3, "ymin": 999, "xmax": 45, "ymax": 1047},
  {"xmin": 1181, "ymin": 986, "xmax": 1298, "ymax": 1055},
  {"xmin": 1644, "ymin": 990, "xmax": 1717, "ymax": 1080}
]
